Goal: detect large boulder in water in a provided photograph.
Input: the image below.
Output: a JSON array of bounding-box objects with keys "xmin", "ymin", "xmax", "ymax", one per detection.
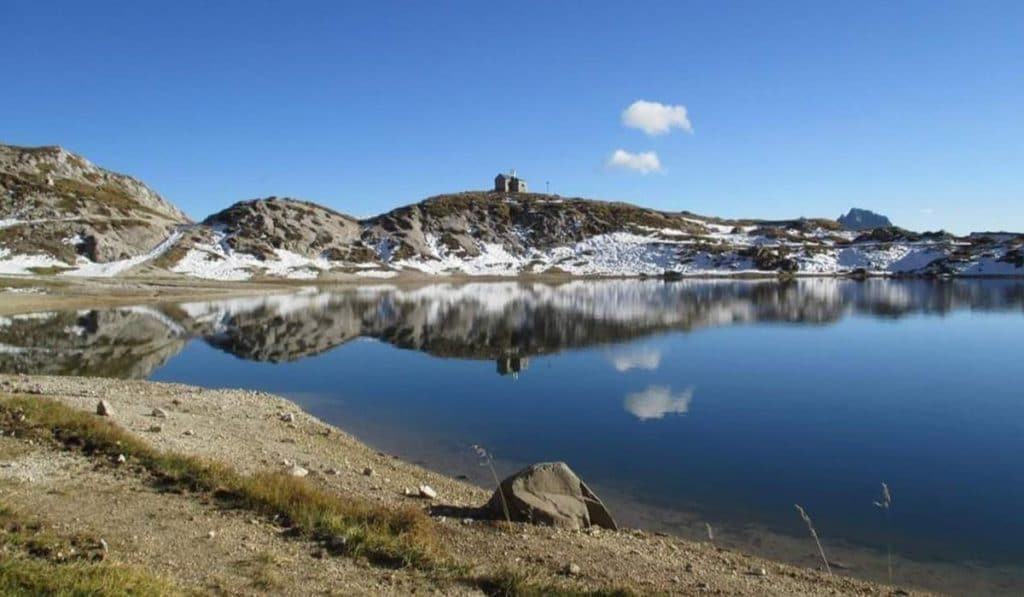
[{"xmin": 486, "ymin": 462, "xmax": 617, "ymax": 530}]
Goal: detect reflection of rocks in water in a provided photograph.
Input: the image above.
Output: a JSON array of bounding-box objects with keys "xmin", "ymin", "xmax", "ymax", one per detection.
[
  {"xmin": 181, "ymin": 279, "xmax": 1024, "ymax": 364},
  {"xmin": 202, "ymin": 302, "xmax": 363, "ymax": 363},
  {"xmin": 0, "ymin": 308, "xmax": 186, "ymax": 378},
  {"xmin": 4, "ymin": 279, "xmax": 1024, "ymax": 376}
]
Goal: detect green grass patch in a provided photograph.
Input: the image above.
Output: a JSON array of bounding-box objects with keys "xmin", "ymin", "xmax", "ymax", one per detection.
[
  {"xmin": 0, "ymin": 557, "xmax": 183, "ymax": 596},
  {"xmin": 474, "ymin": 567, "xmax": 640, "ymax": 597},
  {"xmin": 0, "ymin": 503, "xmax": 183, "ymax": 596},
  {"xmin": 0, "ymin": 395, "xmax": 437, "ymax": 569}
]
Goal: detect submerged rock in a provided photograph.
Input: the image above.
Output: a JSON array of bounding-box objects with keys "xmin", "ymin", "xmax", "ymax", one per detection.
[{"xmin": 486, "ymin": 462, "xmax": 617, "ymax": 530}]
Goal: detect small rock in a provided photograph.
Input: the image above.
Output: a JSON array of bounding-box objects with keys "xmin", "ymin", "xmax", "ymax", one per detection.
[
  {"xmin": 418, "ymin": 484, "xmax": 438, "ymax": 499},
  {"xmin": 96, "ymin": 400, "xmax": 113, "ymax": 417},
  {"xmin": 182, "ymin": 430, "xmax": 195, "ymax": 436},
  {"xmin": 288, "ymin": 464, "xmax": 309, "ymax": 478},
  {"xmin": 207, "ymin": 530, "xmax": 216, "ymax": 539},
  {"xmin": 325, "ymin": 468, "xmax": 340, "ymax": 475},
  {"xmin": 115, "ymin": 454, "xmax": 126, "ymax": 464},
  {"xmin": 749, "ymin": 567, "xmax": 767, "ymax": 577},
  {"xmin": 362, "ymin": 467, "xmax": 374, "ymax": 477},
  {"xmin": 99, "ymin": 538, "xmax": 109, "ymax": 553},
  {"xmin": 151, "ymin": 408, "xmax": 168, "ymax": 418},
  {"xmin": 564, "ymin": 562, "xmax": 581, "ymax": 576},
  {"xmin": 280, "ymin": 413, "xmax": 295, "ymax": 423},
  {"xmin": 147, "ymin": 425, "xmax": 162, "ymax": 433}
]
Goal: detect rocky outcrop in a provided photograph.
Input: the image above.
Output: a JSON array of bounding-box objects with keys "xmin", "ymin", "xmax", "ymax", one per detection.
[
  {"xmin": 202, "ymin": 197, "xmax": 367, "ymax": 261},
  {"xmin": 0, "ymin": 144, "xmax": 189, "ymax": 264},
  {"xmin": 361, "ymin": 192, "xmax": 708, "ymax": 262},
  {"xmin": 838, "ymin": 208, "xmax": 893, "ymax": 231},
  {"xmin": 486, "ymin": 462, "xmax": 617, "ymax": 530}
]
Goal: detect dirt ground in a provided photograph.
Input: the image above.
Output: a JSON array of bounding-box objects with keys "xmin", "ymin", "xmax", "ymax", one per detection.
[{"xmin": 0, "ymin": 374, "xmax": 926, "ymax": 596}]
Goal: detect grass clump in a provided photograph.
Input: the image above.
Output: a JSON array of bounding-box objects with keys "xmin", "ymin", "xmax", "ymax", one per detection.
[
  {"xmin": 26, "ymin": 265, "xmax": 73, "ymax": 276},
  {"xmin": 233, "ymin": 551, "xmax": 283, "ymax": 591},
  {"xmin": 0, "ymin": 395, "xmax": 436, "ymax": 569},
  {"xmin": 0, "ymin": 557, "xmax": 182, "ymax": 597},
  {"xmin": 475, "ymin": 567, "xmax": 637, "ymax": 597},
  {"xmin": 0, "ymin": 503, "xmax": 182, "ymax": 596}
]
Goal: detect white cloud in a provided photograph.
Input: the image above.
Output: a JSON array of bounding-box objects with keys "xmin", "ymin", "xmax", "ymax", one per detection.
[
  {"xmin": 609, "ymin": 348, "xmax": 661, "ymax": 372},
  {"xmin": 623, "ymin": 385, "xmax": 694, "ymax": 421},
  {"xmin": 606, "ymin": 149, "xmax": 662, "ymax": 174},
  {"xmin": 622, "ymin": 100, "xmax": 693, "ymax": 135}
]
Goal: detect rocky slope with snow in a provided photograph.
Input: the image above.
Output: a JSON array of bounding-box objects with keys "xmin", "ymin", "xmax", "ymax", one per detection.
[
  {"xmin": 162, "ymin": 192, "xmax": 1024, "ymax": 280},
  {"xmin": 0, "ymin": 144, "xmax": 190, "ymax": 275},
  {"xmin": 1, "ymin": 143, "xmax": 1022, "ymax": 280}
]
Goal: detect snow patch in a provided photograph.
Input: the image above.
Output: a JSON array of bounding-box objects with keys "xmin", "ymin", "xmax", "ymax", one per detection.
[{"xmin": 65, "ymin": 231, "xmax": 184, "ymax": 278}]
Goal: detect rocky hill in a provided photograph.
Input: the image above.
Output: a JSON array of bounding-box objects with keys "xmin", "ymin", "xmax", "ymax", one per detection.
[
  {"xmin": 838, "ymin": 208, "xmax": 893, "ymax": 231},
  {"xmin": 0, "ymin": 144, "xmax": 189, "ymax": 275},
  {"xmin": 1, "ymin": 143, "xmax": 1022, "ymax": 280}
]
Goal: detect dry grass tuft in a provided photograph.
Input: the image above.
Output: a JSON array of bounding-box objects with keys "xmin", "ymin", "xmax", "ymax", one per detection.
[
  {"xmin": 0, "ymin": 395, "xmax": 437, "ymax": 568},
  {"xmin": 0, "ymin": 502, "xmax": 182, "ymax": 596},
  {"xmin": 474, "ymin": 566, "xmax": 637, "ymax": 597}
]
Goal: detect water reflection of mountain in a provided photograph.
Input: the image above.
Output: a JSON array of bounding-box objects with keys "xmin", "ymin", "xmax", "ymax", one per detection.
[
  {"xmin": 0, "ymin": 307, "xmax": 186, "ymax": 378},
  {"xmin": 2, "ymin": 279, "xmax": 1023, "ymax": 379}
]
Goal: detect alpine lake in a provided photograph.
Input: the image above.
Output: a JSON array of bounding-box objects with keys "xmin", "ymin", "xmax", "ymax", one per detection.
[{"xmin": 2, "ymin": 278, "xmax": 1023, "ymax": 595}]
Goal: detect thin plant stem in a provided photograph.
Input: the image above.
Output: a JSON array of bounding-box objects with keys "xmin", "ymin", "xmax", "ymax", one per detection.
[
  {"xmin": 794, "ymin": 504, "xmax": 831, "ymax": 576},
  {"xmin": 873, "ymin": 482, "xmax": 894, "ymax": 584},
  {"xmin": 474, "ymin": 445, "xmax": 513, "ymax": 532}
]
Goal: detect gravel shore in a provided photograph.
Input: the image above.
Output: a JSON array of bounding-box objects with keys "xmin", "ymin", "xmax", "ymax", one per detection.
[{"xmin": 0, "ymin": 374, "xmax": 927, "ymax": 596}]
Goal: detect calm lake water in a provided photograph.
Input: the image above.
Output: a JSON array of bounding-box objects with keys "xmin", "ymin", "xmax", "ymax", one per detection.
[{"xmin": 3, "ymin": 278, "xmax": 1023, "ymax": 594}]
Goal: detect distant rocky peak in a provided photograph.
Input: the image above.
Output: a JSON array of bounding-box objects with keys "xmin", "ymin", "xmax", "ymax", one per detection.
[{"xmin": 838, "ymin": 208, "xmax": 893, "ymax": 231}]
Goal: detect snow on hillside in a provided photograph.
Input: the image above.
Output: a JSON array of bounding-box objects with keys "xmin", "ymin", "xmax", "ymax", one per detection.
[
  {"xmin": 0, "ymin": 232, "xmax": 183, "ymax": 277},
  {"xmin": 170, "ymin": 229, "xmax": 333, "ymax": 281},
  {"xmin": 6, "ymin": 224, "xmax": 1020, "ymax": 280}
]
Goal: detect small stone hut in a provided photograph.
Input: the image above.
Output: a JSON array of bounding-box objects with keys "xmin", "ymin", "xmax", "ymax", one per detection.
[{"xmin": 495, "ymin": 171, "xmax": 527, "ymax": 193}]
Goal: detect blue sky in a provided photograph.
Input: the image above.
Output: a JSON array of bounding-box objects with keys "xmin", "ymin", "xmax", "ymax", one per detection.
[{"xmin": 2, "ymin": 1, "xmax": 1021, "ymax": 233}]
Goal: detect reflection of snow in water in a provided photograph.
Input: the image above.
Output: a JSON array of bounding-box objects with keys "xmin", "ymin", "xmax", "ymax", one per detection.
[
  {"xmin": 624, "ymin": 385, "xmax": 694, "ymax": 420},
  {"xmin": 609, "ymin": 348, "xmax": 662, "ymax": 372}
]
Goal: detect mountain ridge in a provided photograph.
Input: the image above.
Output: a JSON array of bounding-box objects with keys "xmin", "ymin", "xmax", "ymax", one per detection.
[
  {"xmin": 838, "ymin": 208, "xmax": 894, "ymax": 231},
  {"xmin": 1, "ymin": 143, "xmax": 1021, "ymax": 280}
]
